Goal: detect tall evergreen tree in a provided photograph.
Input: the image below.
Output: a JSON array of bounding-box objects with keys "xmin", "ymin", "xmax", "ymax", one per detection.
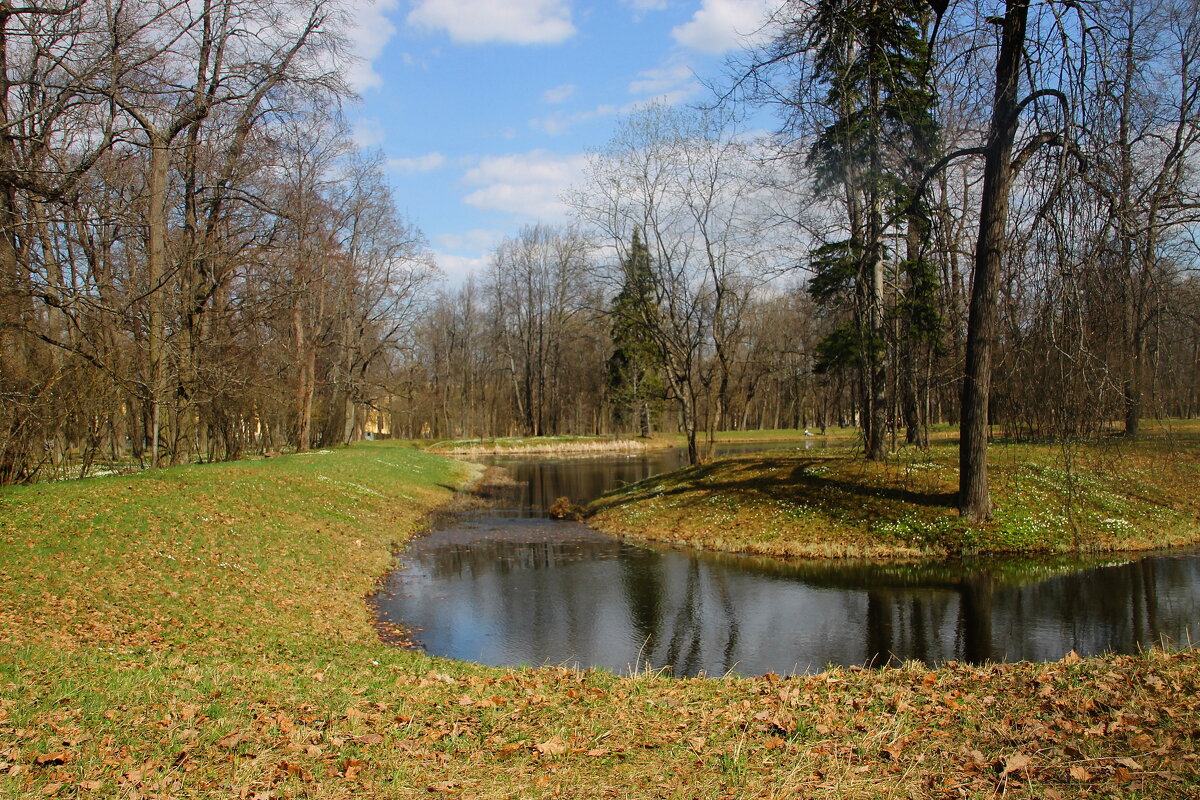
[
  {"xmin": 803, "ymin": 0, "xmax": 939, "ymax": 460},
  {"xmin": 606, "ymin": 229, "xmax": 662, "ymax": 437}
]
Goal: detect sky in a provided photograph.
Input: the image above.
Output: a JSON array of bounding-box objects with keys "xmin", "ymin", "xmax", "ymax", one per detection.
[{"xmin": 342, "ymin": 0, "xmax": 778, "ymax": 284}]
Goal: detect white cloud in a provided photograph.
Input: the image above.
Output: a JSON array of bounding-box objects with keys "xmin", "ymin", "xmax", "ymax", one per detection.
[
  {"xmin": 461, "ymin": 150, "xmax": 588, "ymax": 220},
  {"xmin": 628, "ymin": 62, "xmax": 701, "ymax": 103},
  {"xmin": 435, "ymin": 228, "xmax": 506, "ymax": 252},
  {"xmin": 623, "ymin": 0, "xmax": 669, "ymax": 12},
  {"xmin": 530, "ymin": 61, "xmax": 702, "ymax": 135},
  {"xmin": 529, "ymin": 58, "xmax": 708, "ymax": 137},
  {"xmin": 542, "ymin": 83, "xmax": 577, "ymax": 104},
  {"xmin": 407, "ymin": 0, "xmax": 576, "ymax": 45},
  {"xmin": 343, "ymin": 0, "xmax": 400, "ymax": 92},
  {"xmin": 352, "ymin": 118, "xmax": 386, "ymax": 149},
  {"xmin": 433, "ymin": 251, "xmax": 492, "ymax": 283},
  {"xmin": 531, "ymin": 103, "xmax": 619, "ymax": 136},
  {"xmin": 401, "ymin": 52, "xmax": 430, "ymax": 70},
  {"xmin": 388, "ymin": 152, "xmax": 447, "ymax": 174},
  {"xmin": 671, "ymin": 0, "xmax": 774, "ymax": 55}
]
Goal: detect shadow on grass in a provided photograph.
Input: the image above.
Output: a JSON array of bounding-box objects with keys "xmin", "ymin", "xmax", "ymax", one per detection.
[{"xmin": 589, "ymin": 455, "xmax": 958, "ymax": 521}]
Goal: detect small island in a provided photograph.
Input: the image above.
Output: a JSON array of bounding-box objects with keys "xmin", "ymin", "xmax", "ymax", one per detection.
[{"xmin": 588, "ymin": 427, "xmax": 1200, "ymax": 560}]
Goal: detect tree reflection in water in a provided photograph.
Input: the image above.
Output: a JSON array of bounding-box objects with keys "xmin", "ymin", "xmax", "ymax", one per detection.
[
  {"xmin": 374, "ymin": 445, "xmax": 1198, "ymax": 675},
  {"xmin": 377, "ymin": 518, "xmax": 1200, "ymax": 676}
]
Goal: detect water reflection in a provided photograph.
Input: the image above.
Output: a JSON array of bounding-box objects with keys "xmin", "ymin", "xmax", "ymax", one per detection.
[
  {"xmin": 376, "ymin": 518, "xmax": 1200, "ymax": 676},
  {"xmin": 483, "ymin": 439, "xmax": 831, "ymax": 516}
]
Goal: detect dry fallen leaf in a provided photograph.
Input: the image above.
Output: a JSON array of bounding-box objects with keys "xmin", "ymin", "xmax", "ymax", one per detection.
[
  {"xmin": 1001, "ymin": 752, "xmax": 1031, "ymax": 777},
  {"xmin": 342, "ymin": 758, "xmax": 365, "ymax": 781},
  {"xmin": 35, "ymin": 752, "xmax": 71, "ymax": 766},
  {"xmin": 215, "ymin": 732, "xmax": 244, "ymax": 749},
  {"xmin": 1069, "ymin": 765, "xmax": 1092, "ymax": 782},
  {"xmin": 1129, "ymin": 733, "xmax": 1155, "ymax": 751},
  {"xmin": 535, "ymin": 737, "xmax": 567, "ymax": 756}
]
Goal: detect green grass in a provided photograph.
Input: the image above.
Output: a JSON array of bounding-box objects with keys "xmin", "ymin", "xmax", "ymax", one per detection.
[
  {"xmin": 588, "ymin": 428, "xmax": 1200, "ymax": 559},
  {"xmin": 1, "ymin": 440, "xmax": 1198, "ymax": 798}
]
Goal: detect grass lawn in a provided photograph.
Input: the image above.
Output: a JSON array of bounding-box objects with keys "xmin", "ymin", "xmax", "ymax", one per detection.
[
  {"xmin": 1, "ymin": 440, "xmax": 1198, "ymax": 798},
  {"xmin": 588, "ymin": 424, "xmax": 1200, "ymax": 559}
]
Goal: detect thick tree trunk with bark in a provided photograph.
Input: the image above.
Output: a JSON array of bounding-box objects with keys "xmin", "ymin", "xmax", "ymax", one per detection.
[{"xmin": 959, "ymin": 0, "xmax": 1029, "ymax": 521}]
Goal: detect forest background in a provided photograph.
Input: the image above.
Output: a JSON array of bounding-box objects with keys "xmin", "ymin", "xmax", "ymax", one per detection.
[{"xmin": 1, "ymin": 0, "xmax": 1198, "ymax": 518}]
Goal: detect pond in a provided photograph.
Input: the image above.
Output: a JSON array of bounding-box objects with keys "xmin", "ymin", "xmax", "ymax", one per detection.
[{"xmin": 373, "ymin": 441, "xmax": 1200, "ymax": 677}]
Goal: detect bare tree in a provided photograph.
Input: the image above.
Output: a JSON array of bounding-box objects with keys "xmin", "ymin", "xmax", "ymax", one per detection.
[
  {"xmin": 575, "ymin": 104, "xmax": 771, "ymax": 464},
  {"xmin": 1078, "ymin": 0, "xmax": 1200, "ymax": 437}
]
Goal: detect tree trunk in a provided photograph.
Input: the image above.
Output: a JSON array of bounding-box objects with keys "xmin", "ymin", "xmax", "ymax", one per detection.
[
  {"xmin": 867, "ymin": 248, "xmax": 887, "ymax": 461},
  {"xmin": 680, "ymin": 392, "xmax": 700, "ymax": 465},
  {"xmin": 293, "ymin": 304, "xmax": 314, "ymax": 452},
  {"xmin": 959, "ymin": 0, "xmax": 1029, "ymax": 521},
  {"xmin": 342, "ymin": 395, "xmax": 357, "ymax": 445},
  {"xmin": 864, "ymin": 13, "xmax": 888, "ymax": 463},
  {"xmin": 147, "ymin": 139, "xmax": 170, "ymax": 468},
  {"xmin": 1123, "ymin": 329, "xmax": 1143, "ymax": 438}
]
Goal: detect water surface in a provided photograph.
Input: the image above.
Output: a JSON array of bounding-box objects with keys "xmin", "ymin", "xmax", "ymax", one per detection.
[{"xmin": 375, "ymin": 442, "xmax": 1200, "ymax": 676}]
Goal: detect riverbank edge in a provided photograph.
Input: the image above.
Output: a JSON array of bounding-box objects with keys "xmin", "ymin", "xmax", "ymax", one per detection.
[
  {"xmin": 585, "ymin": 441, "xmax": 1200, "ymax": 561},
  {"xmin": 589, "ymin": 523, "xmax": 1200, "ymax": 563},
  {"xmin": 427, "ymin": 437, "xmax": 660, "ymax": 457},
  {"xmin": 421, "ymin": 428, "xmax": 861, "ymax": 457},
  {"xmin": 2, "ymin": 441, "xmax": 1198, "ymax": 799}
]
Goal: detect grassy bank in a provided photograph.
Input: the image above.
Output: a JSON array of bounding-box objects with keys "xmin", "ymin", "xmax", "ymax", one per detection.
[
  {"xmin": 662, "ymin": 427, "xmax": 862, "ymax": 444},
  {"xmin": 427, "ymin": 435, "xmax": 658, "ymax": 457},
  {"xmin": 2, "ymin": 442, "xmax": 1199, "ymax": 798},
  {"xmin": 422, "ymin": 428, "xmax": 858, "ymax": 457},
  {"xmin": 588, "ymin": 430, "xmax": 1200, "ymax": 559}
]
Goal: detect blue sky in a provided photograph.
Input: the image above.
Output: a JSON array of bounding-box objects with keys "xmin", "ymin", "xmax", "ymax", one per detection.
[{"xmin": 342, "ymin": 0, "xmax": 777, "ymax": 282}]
